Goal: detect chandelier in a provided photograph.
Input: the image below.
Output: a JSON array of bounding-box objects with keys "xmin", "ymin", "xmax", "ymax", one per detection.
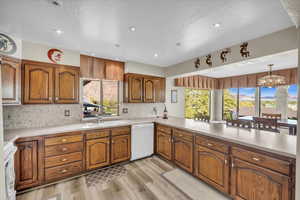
[{"xmin": 257, "ymin": 64, "xmax": 286, "ymax": 87}]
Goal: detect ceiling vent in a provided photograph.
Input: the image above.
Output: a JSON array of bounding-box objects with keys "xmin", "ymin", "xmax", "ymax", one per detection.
[{"xmin": 49, "ymin": 0, "xmax": 63, "ymax": 7}]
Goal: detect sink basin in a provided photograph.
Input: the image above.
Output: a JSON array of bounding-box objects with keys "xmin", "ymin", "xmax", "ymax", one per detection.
[{"xmin": 82, "ymin": 120, "xmax": 130, "ymax": 129}]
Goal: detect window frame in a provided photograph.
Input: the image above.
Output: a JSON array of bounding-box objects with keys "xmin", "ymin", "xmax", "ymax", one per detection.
[{"xmin": 81, "ymin": 78, "xmax": 120, "ymax": 118}]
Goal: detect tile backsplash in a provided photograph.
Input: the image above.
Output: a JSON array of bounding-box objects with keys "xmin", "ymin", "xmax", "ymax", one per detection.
[
  {"xmin": 3, "ymin": 103, "xmax": 166, "ymax": 130},
  {"xmin": 3, "ymin": 104, "xmax": 82, "ymax": 129}
]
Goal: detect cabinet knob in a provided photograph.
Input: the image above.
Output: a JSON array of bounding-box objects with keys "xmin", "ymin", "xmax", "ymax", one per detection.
[
  {"xmin": 61, "ymin": 158, "xmax": 68, "ymax": 162},
  {"xmin": 224, "ymin": 159, "xmax": 227, "ymax": 165},
  {"xmin": 62, "ymin": 139, "xmax": 67, "ymax": 142},
  {"xmin": 49, "ymin": 97, "xmax": 52, "ymax": 101},
  {"xmin": 252, "ymin": 157, "xmax": 260, "ymax": 162},
  {"xmin": 207, "ymin": 143, "xmax": 213, "ymax": 147},
  {"xmin": 55, "ymin": 97, "xmax": 59, "ymax": 101},
  {"xmin": 61, "ymin": 169, "xmax": 68, "ymax": 174},
  {"xmin": 179, "ymin": 134, "xmax": 183, "ymax": 137},
  {"xmin": 231, "ymin": 162, "xmax": 235, "ymax": 168},
  {"xmin": 62, "ymin": 147, "xmax": 68, "ymax": 151},
  {"xmin": 112, "ymin": 141, "xmax": 115, "ymax": 144}
]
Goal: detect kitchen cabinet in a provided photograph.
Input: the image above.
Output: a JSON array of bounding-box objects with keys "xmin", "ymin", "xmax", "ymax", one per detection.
[
  {"xmin": 144, "ymin": 78, "xmax": 155, "ymax": 102},
  {"xmin": 111, "ymin": 134, "xmax": 131, "ymax": 164},
  {"xmin": 173, "ymin": 136, "xmax": 193, "ymax": 173},
  {"xmin": 231, "ymin": 158, "xmax": 290, "ymax": 200},
  {"xmin": 194, "ymin": 145, "xmax": 229, "ymax": 193},
  {"xmin": 156, "ymin": 131, "xmax": 172, "ymax": 160},
  {"xmin": 23, "ymin": 63, "xmax": 54, "ymax": 104},
  {"xmin": 22, "ymin": 60, "xmax": 79, "ymax": 104},
  {"xmin": 1, "ymin": 56, "xmax": 21, "ymax": 104},
  {"xmin": 15, "ymin": 137, "xmax": 44, "ymax": 190},
  {"xmin": 54, "ymin": 67, "xmax": 79, "ymax": 103},
  {"xmin": 124, "ymin": 73, "xmax": 166, "ymax": 103},
  {"xmin": 86, "ymin": 137, "xmax": 110, "ymax": 170},
  {"xmin": 80, "ymin": 55, "xmax": 124, "ymax": 80}
]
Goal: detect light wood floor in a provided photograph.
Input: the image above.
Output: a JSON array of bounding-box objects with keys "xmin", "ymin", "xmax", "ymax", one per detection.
[{"xmin": 16, "ymin": 156, "xmax": 228, "ymax": 200}]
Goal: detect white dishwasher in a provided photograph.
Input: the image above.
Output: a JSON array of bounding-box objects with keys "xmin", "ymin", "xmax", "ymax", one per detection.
[{"xmin": 131, "ymin": 123, "xmax": 154, "ymax": 161}]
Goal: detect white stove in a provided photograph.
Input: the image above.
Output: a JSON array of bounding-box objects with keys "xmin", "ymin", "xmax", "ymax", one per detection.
[{"xmin": 4, "ymin": 141, "xmax": 17, "ymax": 200}]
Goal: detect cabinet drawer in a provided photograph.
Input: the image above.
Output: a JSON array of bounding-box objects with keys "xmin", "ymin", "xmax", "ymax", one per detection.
[
  {"xmin": 86, "ymin": 129, "xmax": 110, "ymax": 140},
  {"xmin": 45, "ymin": 152, "xmax": 82, "ymax": 168},
  {"xmin": 45, "ymin": 161, "xmax": 82, "ymax": 182},
  {"xmin": 45, "ymin": 142, "xmax": 83, "ymax": 157},
  {"xmin": 173, "ymin": 129, "xmax": 193, "ymax": 142},
  {"xmin": 232, "ymin": 147, "xmax": 291, "ymax": 175},
  {"xmin": 156, "ymin": 124, "xmax": 172, "ymax": 135},
  {"xmin": 195, "ymin": 135, "xmax": 229, "ymax": 154},
  {"xmin": 111, "ymin": 126, "xmax": 130, "ymax": 136},
  {"xmin": 45, "ymin": 134, "xmax": 83, "ymax": 146}
]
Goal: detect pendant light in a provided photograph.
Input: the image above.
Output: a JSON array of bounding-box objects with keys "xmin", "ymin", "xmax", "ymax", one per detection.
[{"xmin": 257, "ymin": 64, "xmax": 286, "ymax": 87}]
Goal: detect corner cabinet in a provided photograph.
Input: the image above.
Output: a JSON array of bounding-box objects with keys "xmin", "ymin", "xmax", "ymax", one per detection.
[
  {"xmin": 22, "ymin": 60, "xmax": 79, "ymax": 104},
  {"xmin": 1, "ymin": 56, "xmax": 21, "ymax": 105},
  {"xmin": 124, "ymin": 73, "xmax": 166, "ymax": 103}
]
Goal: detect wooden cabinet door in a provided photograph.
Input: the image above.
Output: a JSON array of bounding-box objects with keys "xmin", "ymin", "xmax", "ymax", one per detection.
[
  {"xmin": 144, "ymin": 78, "xmax": 155, "ymax": 102},
  {"xmin": 173, "ymin": 137, "xmax": 193, "ymax": 173},
  {"xmin": 231, "ymin": 158, "xmax": 290, "ymax": 200},
  {"xmin": 154, "ymin": 78, "xmax": 165, "ymax": 103},
  {"xmin": 54, "ymin": 67, "xmax": 79, "ymax": 103},
  {"xmin": 93, "ymin": 58, "xmax": 105, "ymax": 79},
  {"xmin": 80, "ymin": 55, "xmax": 93, "ymax": 78},
  {"xmin": 1, "ymin": 56, "xmax": 21, "ymax": 104},
  {"xmin": 15, "ymin": 140, "xmax": 40, "ymax": 190},
  {"xmin": 105, "ymin": 61, "xmax": 124, "ymax": 81},
  {"xmin": 86, "ymin": 138, "xmax": 110, "ymax": 170},
  {"xmin": 156, "ymin": 131, "xmax": 172, "ymax": 160},
  {"xmin": 23, "ymin": 64, "xmax": 54, "ymax": 104},
  {"xmin": 128, "ymin": 76, "xmax": 143, "ymax": 102},
  {"xmin": 194, "ymin": 145, "xmax": 229, "ymax": 193},
  {"xmin": 111, "ymin": 135, "xmax": 131, "ymax": 164}
]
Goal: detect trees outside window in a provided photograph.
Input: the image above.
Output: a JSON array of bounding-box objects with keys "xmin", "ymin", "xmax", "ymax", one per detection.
[
  {"xmin": 185, "ymin": 88, "xmax": 210, "ymax": 119},
  {"xmin": 288, "ymin": 84, "xmax": 298, "ymax": 119},
  {"xmin": 223, "ymin": 88, "xmax": 238, "ymax": 120},
  {"xmin": 239, "ymin": 88, "xmax": 256, "ymax": 117}
]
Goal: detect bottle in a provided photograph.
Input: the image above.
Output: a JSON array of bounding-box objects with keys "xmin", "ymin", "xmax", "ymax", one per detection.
[{"xmin": 163, "ymin": 104, "xmax": 168, "ymax": 119}]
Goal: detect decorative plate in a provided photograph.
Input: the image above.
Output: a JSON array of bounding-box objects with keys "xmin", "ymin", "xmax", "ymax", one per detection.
[{"xmin": 0, "ymin": 33, "xmax": 17, "ymax": 55}]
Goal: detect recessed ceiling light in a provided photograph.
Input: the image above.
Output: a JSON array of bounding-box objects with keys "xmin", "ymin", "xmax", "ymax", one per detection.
[
  {"xmin": 129, "ymin": 26, "xmax": 136, "ymax": 32},
  {"xmin": 213, "ymin": 23, "xmax": 221, "ymax": 28},
  {"xmin": 154, "ymin": 53, "xmax": 158, "ymax": 57},
  {"xmin": 115, "ymin": 44, "xmax": 120, "ymax": 48},
  {"xmin": 176, "ymin": 42, "xmax": 181, "ymax": 46},
  {"xmin": 50, "ymin": 0, "xmax": 63, "ymax": 7},
  {"xmin": 55, "ymin": 29, "xmax": 63, "ymax": 35}
]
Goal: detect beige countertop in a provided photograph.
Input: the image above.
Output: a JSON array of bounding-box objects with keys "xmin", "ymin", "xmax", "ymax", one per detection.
[{"xmin": 4, "ymin": 117, "xmax": 297, "ymax": 158}]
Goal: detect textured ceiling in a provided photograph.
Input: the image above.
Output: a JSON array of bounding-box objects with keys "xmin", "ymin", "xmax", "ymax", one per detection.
[
  {"xmin": 281, "ymin": 0, "xmax": 300, "ymax": 26},
  {"xmin": 0, "ymin": 0, "xmax": 294, "ymax": 66}
]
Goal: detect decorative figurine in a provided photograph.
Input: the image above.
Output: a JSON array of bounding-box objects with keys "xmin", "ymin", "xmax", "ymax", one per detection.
[
  {"xmin": 206, "ymin": 54, "xmax": 212, "ymax": 67},
  {"xmin": 240, "ymin": 42, "xmax": 250, "ymax": 58}
]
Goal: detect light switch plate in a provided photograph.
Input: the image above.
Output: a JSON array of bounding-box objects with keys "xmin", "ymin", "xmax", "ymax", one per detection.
[
  {"xmin": 64, "ymin": 109, "xmax": 70, "ymax": 117},
  {"xmin": 122, "ymin": 108, "xmax": 128, "ymax": 114}
]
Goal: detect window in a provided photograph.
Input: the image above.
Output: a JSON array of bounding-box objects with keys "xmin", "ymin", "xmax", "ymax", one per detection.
[
  {"xmin": 223, "ymin": 88, "xmax": 238, "ymax": 120},
  {"xmin": 238, "ymin": 88, "xmax": 256, "ymax": 117},
  {"xmin": 288, "ymin": 84, "xmax": 298, "ymax": 119},
  {"xmin": 260, "ymin": 87, "xmax": 277, "ymax": 115},
  {"xmin": 82, "ymin": 80, "xmax": 119, "ymax": 118},
  {"xmin": 185, "ymin": 88, "xmax": 210, "ymax": 119}
]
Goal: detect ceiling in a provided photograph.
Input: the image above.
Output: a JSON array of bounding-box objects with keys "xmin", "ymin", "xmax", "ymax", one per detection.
[
  {"xmin": 192, "ymin": 49, "xmax": 298, "ymax": 78},
  {"xmin": 0, "ymin": 0, "xmax": 294, "ymax": 67}
]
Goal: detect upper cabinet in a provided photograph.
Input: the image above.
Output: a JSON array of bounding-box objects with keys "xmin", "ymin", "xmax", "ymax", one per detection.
[
  {"xmin": 80, "ymin": 55, "xmax": 124, "ymax": 81},
  {"xmin": 23, "ymin": 60, "xmax": 79, "ymax": 104},
  {"xmin": 55, "ymin": 67, "xmax": 79, "ymax": 103},
  {"xmin": 0, "ymin": 55, "xmax": 21, "ymax": 105},
  {"xmin": 124, "ymin": 73, "xmax": 166, "ymax": 103}
]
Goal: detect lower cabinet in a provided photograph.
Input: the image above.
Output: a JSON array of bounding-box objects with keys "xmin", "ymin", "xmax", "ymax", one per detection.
[
  {"xmin": 194, "ymin": 145, "xmax": 229, "ymax": 193},
  {"xmin": 111, "ymin": 135, "xmax": 131, "ymax": 164},
  {"xmin": 156, "ymin": 131, "xmax": 172, "ymax": 160},
  {"xmin": 173, "ymin": 137, "xmax": 193, "ymax": 173},
  {"xmin": 231, "ymin": 158, "xmax": 291, "ymax": 200},
  {"xmin": 86, "ymin": 137, "xmax": 110, "ymax": 170},
  {"xmin": 14, "ymin": 138, "xmax": 43, "ymax": 190}
]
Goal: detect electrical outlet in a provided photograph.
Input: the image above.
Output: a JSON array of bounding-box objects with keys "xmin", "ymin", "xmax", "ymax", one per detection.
[
  {"xmin": 122, "ymin": 108, "xmax": 128, "ymax": 114},
  {"xmin": 64, "ymin": 109, "xmax": 70, "ymax": 117}
]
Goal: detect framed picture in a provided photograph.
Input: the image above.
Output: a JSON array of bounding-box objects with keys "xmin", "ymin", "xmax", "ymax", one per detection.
[{"xmin": 171, "ymin": 89, "xmax": 178, "ymax": 103}]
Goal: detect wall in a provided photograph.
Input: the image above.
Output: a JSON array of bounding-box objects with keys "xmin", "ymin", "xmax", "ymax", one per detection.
[
  {"xmin": 165, "ymin": 27, "xmax": 298, "ymax": 77},
  {"xmin": 125, "ymin": 61, "xmax": 165, "ymax": 77},
  {"xmin": 165, "ymin": 77, "xmax": 185, "ymax": 118},
  {"xmin": 22, "ymin": 41, "xmax": 80, "ymax": 66}
]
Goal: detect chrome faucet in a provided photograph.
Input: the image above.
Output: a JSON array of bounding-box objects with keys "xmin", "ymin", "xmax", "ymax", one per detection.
[{"xmin": 153, "ymin": 107, "xmax": 158, "ymax": 118}]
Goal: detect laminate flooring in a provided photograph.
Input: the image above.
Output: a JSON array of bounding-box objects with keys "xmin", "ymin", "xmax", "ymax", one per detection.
[{"xmin": 16, "ymin": 156, "xmax": 229, "ymax": 200}]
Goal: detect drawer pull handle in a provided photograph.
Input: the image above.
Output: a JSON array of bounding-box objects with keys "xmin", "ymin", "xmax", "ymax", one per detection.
[
  {"xmin": 62, "ymin": 148, "xmax": 68, "ymax": 151},
  {"xmin": 62, "ymin": 139, "xmax": 67, "ymax": 142},
  {"xmin": 61, "ymin": 169, "xmax": 68, "ymax": 174},
  {"xmin": 61, "ymin": 158, "xmax": 68, "ymax": 162},
  {"xmin": 207, "ymin": 143, "xmax": 213, "ymax": 147},
  {"xmin": 252, "ymin": 157, "xmax": 260, "ymax": 162},
  {"xmin": 112, "ymin": 141, "xmax": 115, "ymax": 144},
  {"xmin": 179, "ymin": 134, "xmax": 183, "ymax": 137},
  {"xmin": 231, "ymin": 162, "xmax": 234, "ymax": 168},
  {"xmin": 224, "ymin": 159, "xmax": 227, "ymax": 165}
]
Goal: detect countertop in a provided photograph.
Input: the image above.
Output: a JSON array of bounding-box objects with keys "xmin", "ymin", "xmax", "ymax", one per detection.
[{"xmin": 4, "ymin": 117, "xmax": 297, "ymax": 158}]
